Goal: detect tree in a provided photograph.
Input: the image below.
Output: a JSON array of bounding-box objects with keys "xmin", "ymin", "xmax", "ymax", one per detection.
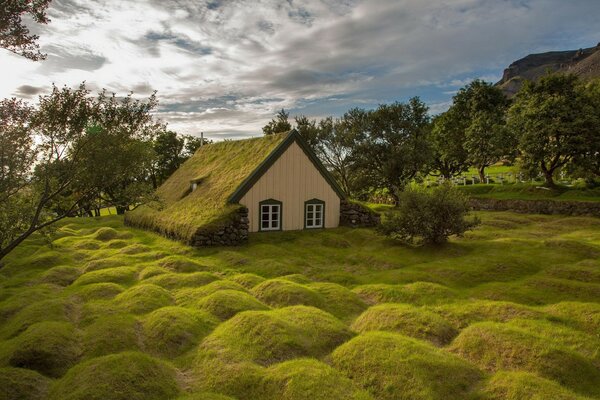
[
  {"xmin": 569, "ymin": 79, "xmax": 600, "ymax": 180},
  {"xmin": 262, "ymin": 109, "xmax": 292, "ymax": 135},
  {"xmin": 378, "ymin": 183, "xmax": 480, "ymax": 245},
  {"xmin": 1, "ymin": 0, "xmax": 52, "ymax": 60},
  {"xmin": 151, "ymin": 130, "xmax": 184, "ymax": 187},
  {"xmin": 429, "ymin": 112, "xmax": 470, "ymax": 179},
  {"xmin": 508, "ymin": 74, "xmax": 597, "ymax": 187},
  {"xmin": 452, "ymin": 80, "xmax": 514, "ymax": 182},
  {"xmin": 354, "ymin": 98, "xmax": 432, "ymax": 204},
  {"xmin": 0, "ymin": 83, "xmax": 162, "ymax": 262}
]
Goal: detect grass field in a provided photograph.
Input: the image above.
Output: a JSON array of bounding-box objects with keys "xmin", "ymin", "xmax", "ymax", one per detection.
[
  {"xmin": 1, "ymin": 212, "xmax": 600, "ymax": 399},
  {"xmin": 457, "ymin": 183, "xmax": 600, "ymax": 202}
]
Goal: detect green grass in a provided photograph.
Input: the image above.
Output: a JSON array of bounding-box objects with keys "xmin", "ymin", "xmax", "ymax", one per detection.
[
  {"xmin": 1, "ymin": 212, "xmax": 600, "ymax": 398},
  {"xmin": 457, "ymin": 183, "xmax": 600, "ymax": 202}
]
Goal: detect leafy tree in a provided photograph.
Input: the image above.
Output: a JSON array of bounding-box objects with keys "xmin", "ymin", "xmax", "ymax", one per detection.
[
  {"xmin": 262, "ymin": 109, "xmax": 292, "ymax": 135},
  {"xmin": 569, "ymin": 79, "xmax": 600, "ymax": 180},
  {"xmin": 354, "ymin": 98, "xmax": 432, "ymax": 204},
  {"xmin": 151, "ymin": 130, "xmax": 184, "ymax": 187},
  {"xmin": 0, "ymin": 83, "xmax": 161, "ymax": 262},
  {"xmin": 1, "ymin": 0, "xmax": 52, "ymax": 60},
  {"xmin": 508, "ymin": 74, "xmax": 597, "ymax": 187},
  {"xmin": 429, "ymin": 112, "xmax": 469, "ymax": 179},
  {"xmin": 452, "ymin": 80, "xmax": 513, "ymax": 182},
  {"xmin": 378, "ymin": 183, "xmax": 480, "ymax": 245},
  {"xmin": 294, "ymin": 115, "xmax": 320, "ymax": 147}
]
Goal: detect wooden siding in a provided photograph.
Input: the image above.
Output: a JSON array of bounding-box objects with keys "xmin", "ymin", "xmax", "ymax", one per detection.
[{"xmin": 239, "ymin": 141, "xmax": 341, "ymax": 232}]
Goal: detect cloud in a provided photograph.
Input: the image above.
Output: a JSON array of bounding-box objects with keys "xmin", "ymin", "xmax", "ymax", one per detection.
[
  {"xmin": 1, "ymin": 0, "xmax": 599, "ymax": 140},
  {"xmin": 14, "ymin": 85, "xmax": 46, "ymax": 98}
]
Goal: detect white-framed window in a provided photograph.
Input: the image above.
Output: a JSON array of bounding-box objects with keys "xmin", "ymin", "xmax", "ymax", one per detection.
[
  {"xmin": 305, "ymin": 200, "xmax": 324, "ymax": 229},
  {"xmin": 260, "ymin": 200, "xmax": 282, "ymax": 231}
]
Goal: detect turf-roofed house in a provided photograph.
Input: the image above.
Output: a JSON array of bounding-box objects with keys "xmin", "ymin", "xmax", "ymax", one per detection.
[{"xmin": 126, "ymin": 130, "xmax": 363, "ymax": 246}]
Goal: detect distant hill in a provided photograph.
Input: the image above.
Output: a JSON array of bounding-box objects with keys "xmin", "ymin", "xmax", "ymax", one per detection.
[{"xmin": 497, "ymin": 42, "xmax": 600, "ymax": 96}]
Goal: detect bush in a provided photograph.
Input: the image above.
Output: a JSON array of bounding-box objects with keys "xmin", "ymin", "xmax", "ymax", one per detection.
[{"xmin": 378, "ymin": 184, "xmax": 479, "ymax": 245}]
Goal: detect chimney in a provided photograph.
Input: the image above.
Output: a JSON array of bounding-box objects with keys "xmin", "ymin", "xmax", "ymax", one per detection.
[{"xmin": 200, "ymin": 132, "xmax": 204, "ymax": 147}]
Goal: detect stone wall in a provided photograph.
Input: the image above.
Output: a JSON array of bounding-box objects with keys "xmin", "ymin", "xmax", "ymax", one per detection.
[
  {"xmin": 339, "ymin": 200, "xmax": 381, "ymax": 227},
  {"xmin": 469, "ymin": 198, "xmax": 600, "ymax": 217},
  {"xmin": 191, "ymin": 207, "xmax": 249, "ymax": 246}
]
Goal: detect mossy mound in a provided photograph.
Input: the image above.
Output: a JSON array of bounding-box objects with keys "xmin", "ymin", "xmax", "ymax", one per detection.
[
  {"xmin": 145, "ymin": 272, "xmax": 219, "ymax": 290},
  {"xmin": 262, "ymin": 358, "xmax": 373, "ymax": 400},
  {"xmin": 72, "ymin": 266, "xmax": 139, "ymax": 286},
  {"xmin": 228, "ymin": 273, "xmax": 266, "ymax": 289},
  {"xmin": 113, "ymin": 284, "xmax": 174, "ymax": 314},
  {"xmin": 83, "ymin": 258, "xmax": 127, "ymax": 273},
  {"xmin": 199, "ymin": 306, "xmax": 352, "ymax": 366},
  {"xmin": 308, "ymin": 282, "xmax": 367, "ymax": 320},
  {"xmin": 429, "ymin": 300, "xmax": 543, "ymax": 330},
  {"xmin": 73, "ymin": 282, "xmax": 124, "ymax": 301},
  {"xmin": 119, "ymin": 244, "xmax": 151, "ymax": 255},
  {"xmin": 0, "ymin": 284, "xmax": 61, "ymax": 322},
  {"xmin": 192, "ymin": 355, "xmax": 265, "ymax": 399},
  {"xmin": 158, "ymin": 255, "xmax": 210, "ymax": 272},
  {"xmin": 279, "ymin": 274, "xmax": 312, "ymax": 284},
  {"xmin": 49, "ymin": 351, "xmax": 180, "ymax": 400},
  {"xmin": 479, "ymin": 371, "xmax": 592, "ymax": 400},
  {"xmin": 139, "ymin": 266, "xmax": 170, "ymax": 280},
  {"xmin": 352, "ymin": 282, "xmax": 459, "ymax": 306},
  {"xmin": 82, "ymin": 314, "xmax": 141, "ymax": 358},
  {"xmin": 0, "ymin": 367, "xmax": 50, "ymax": 400},
  {"xmin": 105, "ymin": 239, "xmax": 129, "ymax": 249},
  {"xmin": 6, "ymin": 321, "xmax": 81, "ymax": 378},
  {"xmin": 543, "ymin": 301, "xmax": 600, "ymax": 335},
  {"xmin": 39, "ymin": 265, "xmax": 81, "ymax": 286},
  {"xmin": 72, "ymin": 239, "xmax": 101, "ymax": 250},
  {"xmin": 196, "ymin": 290, "xmax": 269, "ymax": 320},
  {"xmin": 0, "ymin": 298, "xmax": 70, "ymax": 339},
  {"xmin": 332, "ymin": 331, "xmax": 482, "ymax": 400},
  {"xmin": 142, "ymin": 307, "xmax": 218, "ymax": 358},
  {"xmin": 176, "ymin": 394, "xmax": 237, "ymax": 400},
  {"xmin": 449, "ymin": 322, "xmax": 600, "ymax": 397},
  {"xmin": 92, "ymin": 227, "xmax": 120, "ymax": 241},
  {"xmin": 351, "ymin": 304, "xmax": 457, "ymax": 345},
  {"xmin": 251, "ymin": 279, "xmax": 325, "ymax": 309},
  {"xmin": 174, "ymin": 280, "xmax": 248, "ymax": 307}
]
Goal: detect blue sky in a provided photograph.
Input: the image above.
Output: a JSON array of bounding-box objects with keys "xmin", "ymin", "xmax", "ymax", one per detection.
[{"xmin": 1, "ymin": 0, "xmax": 599, "ymax": 140}]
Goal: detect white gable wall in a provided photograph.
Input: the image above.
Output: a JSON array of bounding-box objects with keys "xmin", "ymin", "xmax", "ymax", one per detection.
[{"xmin": 239, "ymin": 141, "xmax": 341, "ymax": 232}]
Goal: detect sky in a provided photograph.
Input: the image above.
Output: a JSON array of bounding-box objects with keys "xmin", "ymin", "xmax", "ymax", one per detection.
[{"xmin": 1, "ymin": 0, "xmax": 599, "ymax": 140}]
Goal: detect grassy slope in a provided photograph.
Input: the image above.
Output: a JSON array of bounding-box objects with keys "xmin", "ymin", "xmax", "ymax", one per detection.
[{"xmin": 1, "ymin": 212, "xmax": 599, "ymax": 399}]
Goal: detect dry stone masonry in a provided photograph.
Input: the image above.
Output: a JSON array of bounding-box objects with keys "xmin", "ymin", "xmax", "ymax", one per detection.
[
  {"xmin": 469, "ymin": 198, "xmax": 600, "ymax": 217},
  {"xmin": 191, "ymin": 207, "xmax": 249, "ymax": 246},
  {"xmin": 339, "ymin": 200, "xmax": 381, "ymax": 227}
]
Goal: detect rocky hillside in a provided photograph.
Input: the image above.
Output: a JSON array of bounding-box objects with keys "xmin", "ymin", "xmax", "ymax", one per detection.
[{"xmin": 497, "ymin": 42, "xmax": 600, "ymax": 96}]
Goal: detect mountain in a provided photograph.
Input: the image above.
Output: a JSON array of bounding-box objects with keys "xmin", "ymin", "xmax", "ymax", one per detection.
[{"xmin": 496, "ymin": 42, "xmax": 600, "ymax": 96}]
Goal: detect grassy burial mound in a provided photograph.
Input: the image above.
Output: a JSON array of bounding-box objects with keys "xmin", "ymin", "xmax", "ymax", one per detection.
[
  {"xmin": 1, "ymin": 214, "xmax": 600, "ymax": 399},
  {"xmin": 124, "ymin": 133, "xmax": 287, "ymax": 244}
]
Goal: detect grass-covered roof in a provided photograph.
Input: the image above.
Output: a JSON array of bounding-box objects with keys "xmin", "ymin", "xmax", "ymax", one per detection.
[{"xmin": 125, "ymin": 132, "xmax": 288, "ymax": 242}]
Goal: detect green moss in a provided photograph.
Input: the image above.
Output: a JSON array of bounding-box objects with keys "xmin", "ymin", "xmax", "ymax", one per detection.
[
  {"xmin": 175, "ymin": 394, "xmax": 237, "ymax": 400},
  {"xmin": 332, "ymin": 331, "xmax": 482, "ymax": 400},
  {"xmin": 0, "ymin": 367, "xmax": 50, "ymax": 400},
  {"xmin": 145, "ymin": 272, "xmax": 219, "ymax": 290},
  {"xmin": 105, "ymin": 239, "xmax": 128, "ymax": 249},
  {"xmin": 72, "ymin": 239, "xmax": 101, "ymax": 250},
  {"xmin": 6, "ymin": 321, "xmax": 80, "ymax": 378},
  {"xmin": 192, "ymin": 356, "xmax": 265, "ymax": 399},
  {"xmin": 92, "ymin": 227, "xmax": 120, "ymax": 241},
  {"xmin": 83, "ymin": 257, "xmax": 128, "ymax": 273},
  {"xmin": 351, "ymin": 304, "xmax": 457, "ymax": 345},
  {"xmin": 119, "ymin": 244, "xmax": 151, "ymax": 255},
  {"xmin": 142, "ymin": 307, "xmax": 218, "ymax": 358},
  {"xmin": 139, "ymin": 266, "xmax": 170, "ymax": 280},
  {"xmin": 174, "ymin": 280, "xmax": 247, "ymax": 307},
  {"xmin": 352, "ymin": 282, "xmax": 459, "ymax": 306},
  {"xmin": 158, "ymin": 255, "xmax": 211, "ymax": 272},
  {"xmin": 279, "ymin": 274, "xmax": 312, "ymax": 284},
  {"xmin": 307, "ymin": 282, "xmax": 367, "ymax": 320},
  {"xmin": 198, "ymin": 306, "xmax": 352, "ymax": 366},
  {"xmin": 0, "ymin": 284, "xmax": 61, "ymax": 322},
  {"xmin": 262, "ymin": 358, "xmax": 373, "ymax": 400},
  {"xmin": 0, "ymin": 298, "xmax": 71, "ymax": 339},
  {"xmin": 72, "ymin": 282, "xmax": 124, "ymax": 301},
  {"xmin": 196, "ymin": 290, "xmax": 269, "ymax": 320},
  {"xmin": 479, "ymin": 371, "xmax": 591, "ymax": 400},
  {"xmin": 49, "ymin": 352, "xmax": 180, "ymax": 400},
  {"xmin": 449, "ymin": 322, "xmax": 600, "ymax": 397},
  {"xmin": 228, "ymin": 273, "xmax": 266, "ymax": 289},
  {"xmin": 251, "ymin": 279, "xmax": 325, "ymax": 309},
  {"xmin": 72, "ymin": 266, "xmax": 139, "ymax": 286},
  {"xmin": 113, "ymin": 284, "xmax": 174, "ymax": 314},
  {"xmin": 39, "ymin": 265, "xmax": 81, "ymax": 286},
  {"xmin": 543, "ymin": 301, "xmax": 600, "ymax": 335},
  {"xmin": 82, "ymin": 314, "xmax": 141, "ymax": 358}
]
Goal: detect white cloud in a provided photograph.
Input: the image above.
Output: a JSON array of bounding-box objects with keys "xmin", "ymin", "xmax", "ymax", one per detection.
[{"xmin": 1, "ymin": 0, "xmax": 598, "ymax": 139}]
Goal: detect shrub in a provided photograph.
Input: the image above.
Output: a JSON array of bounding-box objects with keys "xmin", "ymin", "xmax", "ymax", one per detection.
[
  {"xmin": 378, "ymin": 184, "xmax": 479, "ymax": 245},
  {"xmin": 351, "ymin": 303, "xmax": 457, "ymax": 345},
  {"xmin": 7, "ymin": 321, "xmax": 81, "ymax": 378},
  {"xmin": 49, "ymin": 352, "xmax": 180, "ymax": 400},
  {"xmin": 331, "ymin": 331, "xmax": 482, "ymax": 400},
  {"xmin": 113, "ymin": 284, "xmax": 174, "ymax": 314},
  {"xmin": 142, "ymin": 307, "xmax": 218, "ymax": 357},
  {"xmin": 196, "ymin": 290, "xmax": 269, "ymax": 320},
  {"xmin": 0, "ymin": 367, "xmax": 50, "ymax": 400},
  {"xmin": 449, "ymin": 322, "xmax": 600, "ymax": 397}
]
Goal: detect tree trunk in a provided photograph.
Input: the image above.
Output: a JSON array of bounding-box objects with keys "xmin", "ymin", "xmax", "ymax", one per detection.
[
  {"xmin": 478, "ymin": 166, "xmax": 486, "ymax": 183},
  {"xmin": 543, "ymin": 169, "xmax": 556, "ymax": 187}
]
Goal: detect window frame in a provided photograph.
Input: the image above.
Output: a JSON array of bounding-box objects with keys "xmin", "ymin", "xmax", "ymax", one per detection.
[
  {"xmin": 258, "ymin": 199, "xmax": 283, "ymax": 232},
  {"xmin": 304, "ymin": 199, "xmax": 325, "ymax": 229}
]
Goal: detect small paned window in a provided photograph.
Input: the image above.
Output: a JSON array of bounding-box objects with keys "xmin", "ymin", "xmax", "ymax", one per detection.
[
  {"xmin": 260, "ymin": 202, "xmax": 281, "ymax": 231},
  {"xmin": 305, "ymin": 200, "xmax": 324, "ymax": 228}
]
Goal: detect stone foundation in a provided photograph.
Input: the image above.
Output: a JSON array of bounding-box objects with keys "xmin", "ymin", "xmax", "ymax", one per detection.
[
  {"xmin": 469, "ymin": 198, "xmax": 600, "ymax": 217},
  {"xmin": 191, "ymin": 207, "xmax": 249, "ymax": 246},
  {"xmin": 339, "ymin": 200, "xmax": 381, "ymax": 227}
]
